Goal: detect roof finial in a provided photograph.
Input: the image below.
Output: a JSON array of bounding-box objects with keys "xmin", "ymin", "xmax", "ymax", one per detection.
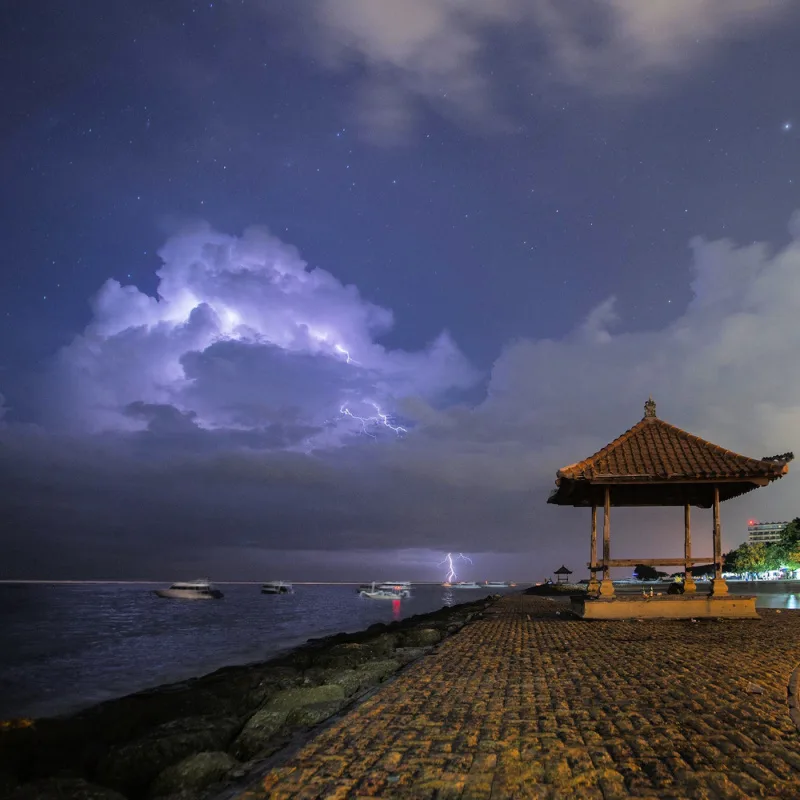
[{"xmin": 644, "ymin": 396, "xmax": 657, "ymax": 418}]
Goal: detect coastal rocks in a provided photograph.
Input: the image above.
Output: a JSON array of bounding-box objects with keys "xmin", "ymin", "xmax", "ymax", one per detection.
[
  {"xmin": 311, "ymin": 643, "xmax": 372, "ymax": 669},
  {"xmin": 6, "ymin": 777, "xmax": 127, "ymax": 800},
  {"xmin": 393, "ymin": 646, "xmax": 433, "ymax": 665},
  {"xmin": 231, "ymin": 686, "xmax": 345, "ymax": 760},
  {"xmin": 286, "ymin": 700, "xmax": 345, "ymax": 727},
  {"xmin": 356, "ymin": 659, "xmax": 401, "ymax": 687},
  {"xmin": 193, "ymin": 665, "xmax": 300, "ymax": 716},
  {"xmin": 150, "ymin": 751, "xmax": 237, "ymax": 797},
  {"xmin": 230, "ymin": 710, "xmax": 288, "ymax": 761},
  {"xmin": 398, "ymin": 628, "xmax": 442, "ymax": 647},
  {"xmin": 262, "ymin": 684, "xmax": 345, "ymax": 712},
  {"xmin": 317, "ymin": 669, "xmax": 366, "ymax": 697},
  {"xmin": 77, "ymin": 686, "xmax": 231, "ymax": 748},
  {"xmin": 96, "ymin": 715, "xmax": 241, "ymax": 797}
]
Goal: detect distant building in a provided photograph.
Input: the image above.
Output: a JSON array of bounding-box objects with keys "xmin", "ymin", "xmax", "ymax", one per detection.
[{"xmin": 747, "ymin": 520, "xmax": 789, "ymax": 545}]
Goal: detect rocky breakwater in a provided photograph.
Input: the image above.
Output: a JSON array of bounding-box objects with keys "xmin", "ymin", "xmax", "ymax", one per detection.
[{"xmin": 0, "ymin": 595, "xmax": 499, "ymax": 800}]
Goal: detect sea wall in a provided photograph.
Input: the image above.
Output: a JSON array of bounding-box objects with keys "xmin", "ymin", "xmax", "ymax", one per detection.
[{"xmin": 0, "ymin": 595, "xmax": 499, "ymax": 800}]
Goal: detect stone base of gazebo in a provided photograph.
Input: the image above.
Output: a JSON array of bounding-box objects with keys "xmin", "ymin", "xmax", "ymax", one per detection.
[{"xmin": 570, "ymin": 594, "xmax": 759, "ymax": 620}]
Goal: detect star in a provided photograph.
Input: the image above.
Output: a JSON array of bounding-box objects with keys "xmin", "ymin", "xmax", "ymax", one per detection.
[{"xmin": 783, "ymin": 121, "xmax": 792, "ymax": 132}]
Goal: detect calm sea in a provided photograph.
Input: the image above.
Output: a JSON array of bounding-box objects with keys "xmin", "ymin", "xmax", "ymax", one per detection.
[{"xmin": 0, "ymin": 582, "xmax": 516, "ymax": 720}]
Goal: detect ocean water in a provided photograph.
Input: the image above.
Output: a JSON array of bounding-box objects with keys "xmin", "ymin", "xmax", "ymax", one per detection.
[{"xmin": 0, "ymin": 582, "xmax": 515, "ymax": 720}]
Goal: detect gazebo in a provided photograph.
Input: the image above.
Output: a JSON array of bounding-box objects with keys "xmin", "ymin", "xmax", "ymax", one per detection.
[
  {"xmin": 554, "ymin": 565, "xmax": 572, "ymax": 584},
  {"xmin": 548, "ymin": 398, "xmax": 792, "ymax": 619}
]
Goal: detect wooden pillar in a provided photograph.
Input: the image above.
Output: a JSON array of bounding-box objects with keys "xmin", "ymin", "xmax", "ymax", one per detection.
[
  {"xmin": 588, "ymin": 505, "xmax": 599, "ymax": 593},
  {"xmin": 683, "ymin": 503, "xmax": 696, "ymax": 592},
  {"xmin": 599, "ymin": 487, "xmax": 615, "ymax": 597},
  {"xmin": 710, "ymin": 485, "xmax": 728, "ymax": 595}
]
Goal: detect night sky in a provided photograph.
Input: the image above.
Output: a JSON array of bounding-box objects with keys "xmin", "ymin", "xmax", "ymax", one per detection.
[{"xmin": 2, "ymin": 1, "xmax": 800, "ymax": 581}]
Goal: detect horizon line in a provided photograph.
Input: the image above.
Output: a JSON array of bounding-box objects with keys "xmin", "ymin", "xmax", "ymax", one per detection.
[{"xmin": 0, "ymin": 579, "xmax": 522, "ymax": 586}]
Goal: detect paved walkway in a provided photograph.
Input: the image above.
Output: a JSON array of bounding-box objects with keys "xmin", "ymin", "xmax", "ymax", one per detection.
[{"xmin": 238, "ymin": 595, "xmax": 800, "ymax": 799}]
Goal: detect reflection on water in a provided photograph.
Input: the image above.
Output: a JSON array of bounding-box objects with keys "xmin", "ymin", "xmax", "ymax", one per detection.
[
  {"xmin": 442, "ymin": 589, "xmax": 454, "ymax": 608},
  {"xmin": 756, "ymin": 593, "xmax": 800, "ymax": 609},
  {"xmin": 392, "ymin": 598, "xmax": 401, "ymax": 620}
]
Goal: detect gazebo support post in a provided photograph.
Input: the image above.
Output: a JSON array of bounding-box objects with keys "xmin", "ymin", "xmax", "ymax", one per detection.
[
  {"xmin": 599, "ymin": 487, "xmax": 615, "ymax": 597},
  {"xmin": 683, "ymin": 503, "xmax": 696, "ymax": 593},
  {"xmin": 710, "ymin": 485, "xmax": 728, "ymax": 596},
  {"xmin": 588, "ymin": 505, "xmax": 599, "ymax": 594}
]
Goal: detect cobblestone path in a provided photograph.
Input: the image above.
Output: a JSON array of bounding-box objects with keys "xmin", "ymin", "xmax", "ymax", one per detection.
[{"xmin": 238, "ymin": 595, "xmax": 800, "ymax": 799}]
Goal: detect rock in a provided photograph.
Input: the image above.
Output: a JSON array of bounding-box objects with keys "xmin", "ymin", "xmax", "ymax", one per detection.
[
  {"xmin": 286, "ymin": 700, "xmax": 345, "ymax": 727},
  {"xmin": 318, "ymin": 669, "xmax": 366, "ymax": 697},
  {"xmin": 150, "ymin": 751, "xmax": 238, "ymax": 797},
  {"xmin": 312, "ymin": 643, "xmax": 371, "ymax": 669},
  {"xmin": 230, "ymin": 710, "xmax": 288, "ymax": 761},
  {"xmin": 192, "ymin": 665, "xmax": 300, "ymax": 715},
  {"xmin": 399, "ymin": 628, "xmax": 442, "ymax": 647},
  {"xmin": 446, "ymin": 622, "xmax": 464, "ymax": 635},
  {"xmin": 7, "ymin": 777, "xmax": 127, "ymax": 800},
  {"xmin": 96, "ymin": 714, "xmax": 241, "ymax": 797},
  {"xmin": 364, "ymin": 633, "xmax": 398, "ymax": 656},
  {"xmin": 356, "ymin": 659, "xmax": 401, "ymax": 687},
  {"xmin": 365, "ymin": 622, "xmax": 388, "ymax": 635},
  {"xmin": 311, "ymin": 634, "xmax": 397, "ymax": 669},
  {"xmin": 393, "ymin": 647, "xmax": 432, "ymax": 665},
  {"xmin": 75, "ymin": 686, "xmax": 231, "ymax": 748},
  {"xmin": 262, "ymin": 684, "xmax": 345, "ymax": 712}
]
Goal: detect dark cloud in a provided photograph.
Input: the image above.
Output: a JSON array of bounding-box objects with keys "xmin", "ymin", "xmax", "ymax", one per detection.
[{"xmin": 3, "ymin": 217, "xmax": 800, "ymax": 579}]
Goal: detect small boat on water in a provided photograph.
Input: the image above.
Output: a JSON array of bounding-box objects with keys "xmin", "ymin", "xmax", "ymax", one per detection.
[
  {"xmin": 359, "ymin": 582, "xmax": 406, "ymax": 600},
  {"xmin": 379, "ymin": 582, "xmax": 412, "ymax": 597},
  {"xmin": 446, "ymin": 581, "xmax": 482, "ymax": 589},
  {"xmin": 483, "ymin": 581, "xmax": 515, "ymax": 588},
  {"xmin": 261, "ymin": 581, "xmax": 293, "ymax": 594},
  {"xmin": 356, "ymin": 582, "xmax": 412, "ymax": 598},
  {"xmin": 154, "ymin": 579, "xmax": 223, "ymax": 600}
]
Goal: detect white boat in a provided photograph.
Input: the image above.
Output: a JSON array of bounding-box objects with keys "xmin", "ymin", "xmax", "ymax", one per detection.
[
  {"xmin": 377, "ymin": 582, "xmax": 412, "ymax": 597},
  {"xmin": 154, "ymin": 579, "xmax": 223, "ymax": 600},
  {"xmin": 483, "ymin": 581, "xmax": 515, "ymax": 588},
  {"xmin": 261, "ymin": 581, "xmax": 293, "ymax": 594},
  {"xmin": 359, "ymin": 582, "xmax": 406, "ymax": 600},
  {"xmin": 446, "ymin": 581, "xmax": 482, "ymax": 589}
]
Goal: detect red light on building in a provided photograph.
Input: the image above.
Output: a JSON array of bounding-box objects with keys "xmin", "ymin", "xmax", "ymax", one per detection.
[{"xmin": 748, "ymin": 519, "xmax": 756, "ymax": 525}]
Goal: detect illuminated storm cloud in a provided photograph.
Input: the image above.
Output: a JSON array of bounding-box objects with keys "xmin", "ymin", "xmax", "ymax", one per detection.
[{"xmin": 49, "ymin": 223, "xmax": 478, "ymax": 441}]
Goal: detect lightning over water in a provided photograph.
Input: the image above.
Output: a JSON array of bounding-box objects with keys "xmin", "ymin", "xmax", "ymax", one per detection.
[{"xmin": 439, "ymin": 552, "xmax": 473, "ymax": 582}]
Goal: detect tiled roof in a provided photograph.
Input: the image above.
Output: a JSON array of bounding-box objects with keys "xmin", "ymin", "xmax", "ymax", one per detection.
[{"xmin": 556, "ymin": 404, "xmax": 792, "ymax": 483}]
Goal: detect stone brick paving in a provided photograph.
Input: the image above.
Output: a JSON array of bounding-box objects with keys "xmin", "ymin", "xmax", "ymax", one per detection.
[{"xmin": 237, "ymin": 595, "xmax": 800, "ymax": 799}]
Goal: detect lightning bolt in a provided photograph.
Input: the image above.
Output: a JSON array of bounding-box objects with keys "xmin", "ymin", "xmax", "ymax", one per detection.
[
  {"xmin": 334, "ymin": 344, "xmax": 359, "ymax": 365},
  {"xmin": 340, "ymin": 402, "xmax": 407, "ymax": 438},
  {"xmin": 438, "ymin": 552, "xmax": 473, "ymax": 582}
]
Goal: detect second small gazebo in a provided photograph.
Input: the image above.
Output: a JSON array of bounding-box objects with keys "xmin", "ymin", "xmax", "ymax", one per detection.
[
  {"xmin": 554, "ymin": 565, "xmax": 572, "ymax": 584},
  {"xmin": 547, "ymin": 398, "xmax": 792, "ymax": 618}
]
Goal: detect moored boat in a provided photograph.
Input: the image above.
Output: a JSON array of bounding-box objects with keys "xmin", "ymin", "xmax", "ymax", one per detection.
[
  {"xmin": 377, "ymin": 582, "xmax": 412, "ymax": 597},
  {"xmin": 359, "ymin": 582, "xmax": 406, "ymax": 600},
  {"xmin": 154, "ymin": 579, "xmax": 223, "ymax": 600},
  {"xmin": 261, "ymin": 581, "xmax": 293, "ymax": 594},
  {"xmin": 447, "ymin": 581, "xmax": 482, "ymax": 589},
  {"xmin": 356, "ymin": 581, "xmax": 411, "ymax": 597}
]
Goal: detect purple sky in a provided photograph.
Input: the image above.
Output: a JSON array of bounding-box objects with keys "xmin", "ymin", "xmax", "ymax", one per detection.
[{"xmin": 1, "ymin": 1, "xmax": 800, "ymax": 580}]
